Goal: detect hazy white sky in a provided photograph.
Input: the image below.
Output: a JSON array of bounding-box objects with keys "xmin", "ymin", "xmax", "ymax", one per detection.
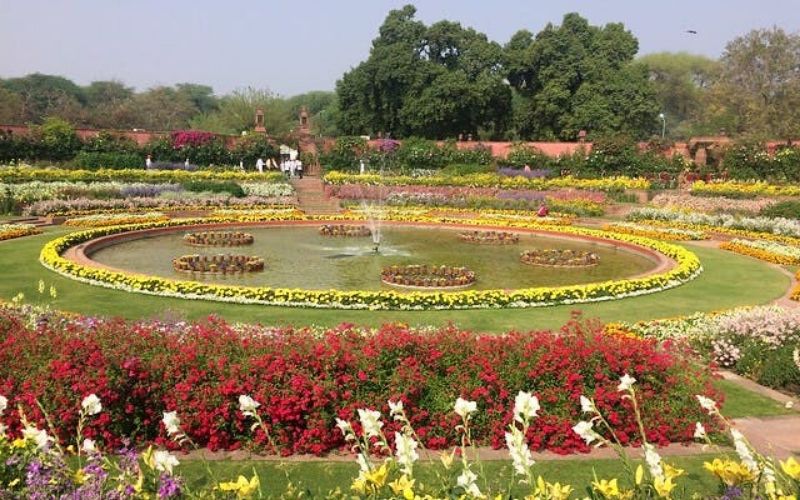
[{"xmin": 1, "ymin": 0, "xmax": 798, "ymax": 96}]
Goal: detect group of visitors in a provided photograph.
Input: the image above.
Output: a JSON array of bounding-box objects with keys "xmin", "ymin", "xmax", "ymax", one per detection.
[{"xmin": 254, "ymin": 157, "xmax": 303, "ymax": 178}]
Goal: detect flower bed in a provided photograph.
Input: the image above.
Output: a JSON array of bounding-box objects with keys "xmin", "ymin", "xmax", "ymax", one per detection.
[
  {"xmin": 602, "ymin": 222, "xmax": 707, "ymax": 241},
  {"xmin": 183, "ymin": 230, "xmax": 254, "ymax": 247},
  {"xmin": 172, "ymin": 254, "xmax": 264, "ymax": 274},
  {"xmin": 23, "ymin": 195, "xmax": 295, "ymax": 216},
  {"xmin": 318, "ymin": 224, "xmax": 371, "ymax": 237},
  {"xmin": 793, "ymin": 270, "xmax": 800, "ymax": 302},
  {"xmin": 0, "ymin": 166, "xmax": 285, "ymax": 184},
  {"xmin": 0, "ymin": 223, "xmax": 41, "ymax": 241},
  {"xmin": 520, "ymin": 249, "xmax": 599, "ymax": 267},
  {"xmin": 611, "ymin": 306, "xmax": 800, "ymax": 394},
  {"xmin": 691, "ymin": 180, "xmax": 800, "ymax": 198},
  {"xmin": 39, "ymin": 216, "xmax": 702, "ymax": 310},
  {"xmin": 324, "ymin": 171, "xmax": 650, "ymax": 191},
  {"xmin": 628, "ymin": 207, "xmax": 800, "ymax": 239},
  {"xmin": 458, "ymin": 230, "xmax": 519, "ymax": 245},
  {"xmin": 650, "ymin": 193, "xmax": 775, "ymax": 215},
  {"xmin": 344, "ymin": 206, "xmax": 575, "ymax": 226},
  {"xmin": 0, "ymin": 310, "xmax": 719, "ymax": 455},
  {"xmin": 64, "ymin": 212, "xmax": 169, "ymax": 227},
  {"xmin": 719, "ymin": 239, "xmax": 800, "ymax": 265},
  {"xmin": 381, "ymin": 264, "xmax": 476, "ymax": 289}
]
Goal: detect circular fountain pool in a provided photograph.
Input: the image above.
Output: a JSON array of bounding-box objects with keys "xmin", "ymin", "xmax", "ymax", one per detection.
[{"xmin": 86, "ymin": 224, "xmax": 657, "ymax": 291}]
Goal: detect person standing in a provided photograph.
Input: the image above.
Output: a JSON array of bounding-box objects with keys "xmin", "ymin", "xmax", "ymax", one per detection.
[
  {"xmin": 256, "ymin": 157, "xmax": 264, "ymax": 173},
  {"xmin": 145, "ymin": 154, "xmax": 152, "ymax": 169},
  {"xmin": 297, "ymin": 159, "xmax": 303, "ymax": 179},
  {"xmin": 359, "ymin": 159, "xmax": 365, "ymax": 175}
]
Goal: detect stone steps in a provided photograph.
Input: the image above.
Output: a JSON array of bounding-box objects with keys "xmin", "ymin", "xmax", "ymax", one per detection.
[{"xmin": 290, "ymin": 176, "xmax": 342, "ymax": 215}]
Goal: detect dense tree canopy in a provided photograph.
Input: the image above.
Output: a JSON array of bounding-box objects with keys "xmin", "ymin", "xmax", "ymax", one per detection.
[{"xmin": 336, "ymin": 5, "xmax": 511, "ymax": 139}]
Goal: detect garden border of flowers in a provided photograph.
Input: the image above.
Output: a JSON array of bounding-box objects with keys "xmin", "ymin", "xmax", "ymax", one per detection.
[
  {"xmin": 39, "ymin": 215, "xmax": 703, "ymax": 310},
  {"xmin": 0, "ymin": 166, "xmax": 285, "ymax": 184},
  {"xmin": 0, "ymin": 223, "xmax": 41, "ymax": 242}
]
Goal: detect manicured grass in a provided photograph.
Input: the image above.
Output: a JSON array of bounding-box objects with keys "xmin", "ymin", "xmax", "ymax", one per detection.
[
  {"xmin": 0, "ymin": 229, "xmax": 789, "ymax": 331},
  {"xmin": 716, "ymin": 379, "xmax": 795, "ymax": 418},
  {"xmin": 178, "ymin": 455, "xmax": 721, "ymax": 496}
]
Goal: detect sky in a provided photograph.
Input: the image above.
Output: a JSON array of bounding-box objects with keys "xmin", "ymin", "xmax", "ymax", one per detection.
[{"xmin": 1, "ymin": 0, "xmax": 799, "ymax": 97}]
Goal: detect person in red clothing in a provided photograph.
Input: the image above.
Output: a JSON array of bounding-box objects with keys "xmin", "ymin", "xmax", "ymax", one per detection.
[{"xmin": 537, "ymin": 202, "xmax": 549, "ymax": 217}]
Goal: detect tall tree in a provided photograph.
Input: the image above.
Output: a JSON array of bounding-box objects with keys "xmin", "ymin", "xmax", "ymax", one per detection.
[
  {"xmin": 175, "ymin": 83, "xmax": 219, "ymax": 114},
  {"xmin": 707, "ymin": 27, "xmax": 800, "ymax": 139},
  {"xmin": 336, "ymin": 5, "xmax": 511, "ymax": 139},
  {"xmin": 506, "ymin": 13, "xmax": 659, "ymax": 140},
  {"xmin": 638, "ymin": 52, "xmax": 718, "ymax": 138},
  {"xmin": 2, "ymin": 73, "xmax": 86, "ymax": 124},
  {"xmin": 189, "ymin": 87, "xmax": 292, "ymax": 135}
]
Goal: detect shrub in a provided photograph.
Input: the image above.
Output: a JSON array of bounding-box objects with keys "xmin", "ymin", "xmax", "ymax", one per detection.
[
  {"xmin": 319, "ymin": 136, "xmax": 367, "ymax": 171},
  {"xmin": 0, "ymin": 311, "xmax": 718, "ymax": 455},
  {"xmin": 761, "ymin": 200, "xmax": 800, "ymax": 219},
  {"xmin": 181, "ymin": 180, "xmax": 244, "ymax": 197},
  {"xmin": 505, "ymin": 143, "xmax": 551, "ymax": 169},
  {"xmin": 72, "ymin": 151, "xmax": 143, "ymax": 170},
  {"xmin": 737, "ymin": 344, "xmax": 800, "ymax": 391}
]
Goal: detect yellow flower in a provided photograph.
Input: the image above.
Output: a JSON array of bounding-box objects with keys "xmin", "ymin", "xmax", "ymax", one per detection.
[
  {"xmin": 533, "ymin": 476, "xmax": 573, "ymax": 500},
  {"xmin": 218, "ymin": 474, "xmax": 260, "ymax": 498},
  {"xmin": 653, "ymin": 476, "xmax": 676, "ymax": 498},
  {"xmin": 592, "ymin": 478, "xmax": 621, "ymax": 498},
  {"xmin": 11, "ymin": 439, "xmax": 27, "ymax": 449},
  {"xmin": 781, "ymin": 456, "xmax": 800, "ymax": 480},
  {"xmin": 704, "ymin": 458, "xmax": 755, "ymax": 486},
  {"xmin": 388, "ymin": 475, "xmax": 415, "ymax": 500},
  {"xmin": 73, "ymin": 468, "xmax": 88, "ymax": 485},
  {"xmin": 663, "ymin": 463, "xmax": 684, "ymax": 480}
]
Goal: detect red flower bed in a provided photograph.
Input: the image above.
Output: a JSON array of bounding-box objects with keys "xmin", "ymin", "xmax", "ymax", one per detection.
[{"xmin": 0, "ymin": 311, "xmax": 720, "ymax": 455}]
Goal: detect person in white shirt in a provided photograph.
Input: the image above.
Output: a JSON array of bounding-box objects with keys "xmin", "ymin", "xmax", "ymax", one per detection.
[
  {"xmin": 359, "ymin": 159, "xmax": 365, "ymax": 175},
  {"xmin": 256, "ymin": 158, "xmax": 264, "ymax": 173},
  {"xmin": 145, "ymin": 155, "xmax": 152, "ymax": 169},
  {"xmin": 289, "ymin": 159, "xmax": 296, "ymax": 178},
  {"xmin": 296, "ymin": 159, "xmax": 304, "ymax": 179}
]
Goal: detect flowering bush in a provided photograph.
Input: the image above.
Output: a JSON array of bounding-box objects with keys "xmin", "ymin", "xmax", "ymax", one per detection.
[
  {"xmin": 39, "ymin": 216, "xmax": 702, "ymax": 310},
  {"xmin": 0, "ymin": 223, "xmax": 40, "ymax": 242},
  {"xmin": 611, "ymin": 306, "xmax": 800, "ymax": 393},
  {"xmin": 719, "ymin": 239, "xmax": 800, "ymax": 265},
  {"xmin": 0, "ymin": 309, "xmax": 720, "ymax": 456},
  {"xmin": 650, "ymin": 193, "xmax": 776, "ymax": 215},
  {"xmin": 324, "ymin": 170, "xmax": 651, "ymax": 191}
]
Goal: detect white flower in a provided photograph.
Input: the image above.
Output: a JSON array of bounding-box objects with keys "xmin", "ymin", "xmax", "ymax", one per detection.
[
  {"xmin": 730, "ymin": 429, "xmax": 758, "ymax": 474},
  {"xmin": 513, "ymin": 391, "xmax": 540, "ymax": 423},
  {"xmin": 456, "ymin": 469, "xmax": 483, "ymax": 498},
  {"xmin": 81, "ymin": 394, "xmax": 102, "ymax": 416},
  {"xmin": 82, "ymin": 438, "xmax": 97, "ymax": 453},
  {"xmin": 0, "ymin": 395, "xmax": 7, "ymax": 415},
  {"xmin": 335, "ymin": 418, "xmax": 353, "ymax": 438},
  {"xmin": 454, "ymin": 397, "xmax": 477, "ymax": 419},
  {"xmin": 643, "ymin": 443, "xmax": 664, "ymax": 480},
  {"xmin": 617, "ymin": 374, "xmax": 636, "ymax": 392},
  {"xmin": 785, "ymin": 401, "xmax": 794, "ymax": 409},
  {"xmin": 162, "ymin": 411, "xmax": 181, "ymax": 436},
  {"xmin": 693, "ymin": 422, "xmax": 707, "ymax": 440},
  {"xmin": 579, "ymin": 395, "xmax": 594, "ymax": 414},
  {"xmin": 22, "ymin": 426, "xmax": 51, "ymax": 450},
  {"xmin": 238, "ymin": 395, "xmax": 260, "ymax": 416},
  {"xmin": 572, "ymin": 421, "xmax": 597, "ymax": 444},
  {"xmin": 505, "ymin": 429, "xmax": 534, "ymax": 476},
  {"xmin": 695, "ymin": 395, "xmax": 717, "ymax": 414},
  {"xmin": 394, "ymin": 432, "xmax": 419, "ymax": 475},
  {"xmin": 356, "ymin": 453, "xmax": 370, "ymax": 473},
  {"xmin": 388, "ymin": 400, "xmax": 404, "ymax": 420},
  {"xmin": 152, "ymin": 450, "xmax": 179, "ymax": 474},
  {"xmin": 357, "ymin": 409, "xmax": 383, "ymax": 438}
]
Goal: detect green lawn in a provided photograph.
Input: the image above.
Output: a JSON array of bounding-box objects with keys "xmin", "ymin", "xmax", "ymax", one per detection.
[
  {"xmin": 0, "ymin": 228, "xmax": 789, "ymax": 331},
  {"xmin": 177, "ymin": 455, "xmax": 722, "ymax": 497},
  {"xmin": 717, "ymin": 379, "xmax": 795, "ymax": 418}
]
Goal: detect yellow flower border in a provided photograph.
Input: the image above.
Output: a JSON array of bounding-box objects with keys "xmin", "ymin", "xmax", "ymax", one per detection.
[
  {"xmin": 792, "ymin": 270, "xmax": 800, "ymax": 302},
  {"xmin": 691, "ymin": 180, "xmax": 800, "ymax": 198},
  {"xmin": 601, "ymin": 223, "xmax": 707, "ymax": 241},
  {"xmin": 718, "ymin": 240, "xmax": 800, "ymax": 265},
  {"xmin": 39, "ymin": 213, "xmax": 702, "ymax": 310}
]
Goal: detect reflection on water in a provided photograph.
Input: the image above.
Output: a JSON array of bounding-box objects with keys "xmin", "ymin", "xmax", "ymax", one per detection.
[{"xmin": 89, "ymin": 226, "xmax": 657, "ymax": 291}]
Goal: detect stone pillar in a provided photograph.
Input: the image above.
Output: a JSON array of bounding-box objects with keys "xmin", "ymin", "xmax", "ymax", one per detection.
[{"xmin": 254, "ymin": 109, "xmax": 266, "ymax": 134}]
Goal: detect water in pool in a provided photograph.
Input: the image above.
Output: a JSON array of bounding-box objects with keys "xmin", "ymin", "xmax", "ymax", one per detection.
[{"xmin": 89, "ymin": 226, "xmax": 657, "ymax": 291}]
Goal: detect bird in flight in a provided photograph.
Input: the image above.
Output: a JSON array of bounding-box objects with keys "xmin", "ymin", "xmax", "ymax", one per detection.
[{"xmin": 686, "ymin": 30, "xmax": 698, "ymax": 34}]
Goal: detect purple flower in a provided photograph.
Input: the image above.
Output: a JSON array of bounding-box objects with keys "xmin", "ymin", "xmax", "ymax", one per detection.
[{"xmin": 157, "ymin": 475, "xmax": 181, "ymax": 498}]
